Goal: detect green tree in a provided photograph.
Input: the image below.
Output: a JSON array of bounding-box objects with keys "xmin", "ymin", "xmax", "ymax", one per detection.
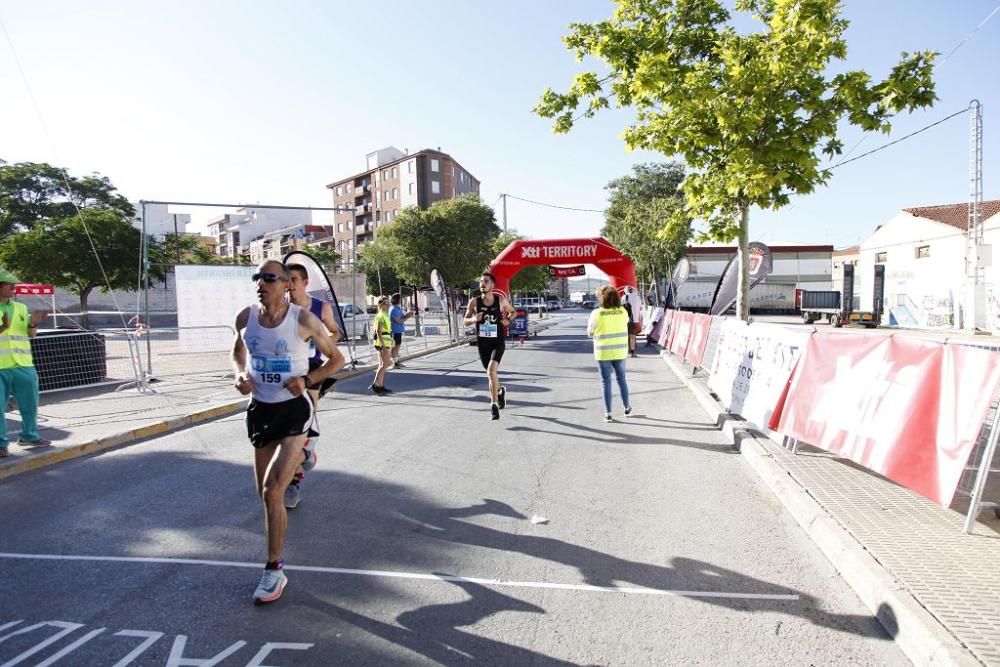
[
  {"xmin": 603, "ymin": 162, "xmax": 691, "ymax": 290},
  {"xmin": 377, "ymin": 195, "xmax": 501, "ymax": 287},
  {"xmin": 0, "ymin": 161, "xmax": 134, "ymax": 238},
  {"xmin": 0, "ymin": 209, "xmax": 164, "ymax": 328},
  {"xmin": 300, "ymin": 245, "xmax": 341, "ymax": 273},
  {"xmin": 535, "ymin": 0, "xmax": 936, "ymax": 319},
  {"xmin": 152, "ymin": 233, "xmax": 226, "ymax": 270}
]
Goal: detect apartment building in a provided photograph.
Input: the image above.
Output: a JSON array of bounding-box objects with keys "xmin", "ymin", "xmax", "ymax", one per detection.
[
  {"xmin": 325, "ymin": 146, "xmax": 481, "ymax": 258},
  {"xmin": 207, "ymin": 206, "xmax": 313, "ymax": 259},
  {"xmin": 132, "ymin": 202, "xmax": 191, "ymax": 239},
  {"xmin": 247, "ymin": 224, "xmax": 335, "ymax": 264}
]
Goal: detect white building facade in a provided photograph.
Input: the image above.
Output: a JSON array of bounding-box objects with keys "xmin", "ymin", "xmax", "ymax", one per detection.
[
  {"xmin": 132, "ymin": 202, "xmax": 191, "ymax": 239},
  {"xmin": 857, "ymin": 201, "xmax": 1000, "ymax": 330},
  {"xmin": 207, "ymin": 207, "xmax": 313, "ymax": 260}
]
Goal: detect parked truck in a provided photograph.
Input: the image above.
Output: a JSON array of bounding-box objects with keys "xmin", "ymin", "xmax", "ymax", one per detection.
[{"xmin": 798, "ymin": 263, "xmax": 885, "ymax": 329}]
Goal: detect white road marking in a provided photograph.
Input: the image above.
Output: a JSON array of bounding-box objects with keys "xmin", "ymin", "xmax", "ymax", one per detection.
[{"xmin": 0, "ymin": 552, "xmax": 799, "ymax": 601}]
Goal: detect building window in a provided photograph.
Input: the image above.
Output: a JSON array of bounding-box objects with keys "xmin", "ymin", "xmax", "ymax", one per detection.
[
  {"xmin": 376, "ymin": 211, "xmax": 381, "ymax": 222},
  {"xmin": 384, "ymin": 191, "xmax": 390, "ymax": 201},
  {"xmin": 385, "ymin": 211, "xmax": 391, "ymax": 223},
  {"xmin": 392, "ymin": 167, "xmax": 397, "ymax": 178},
  {"xmin": 336, "ymin": 186, "xmax": 342, "ymax": 196},
  {"xmin": 431, "ymin": 180, "xmax": 440, "ymax": 194},
  {"xmin": 339, "ymin": 240, "xmax": 345, "ymax": 252},
  {"xmin": 393, "ymin": 208, "xmax": 398, "ymax": 219},
  {"xmin": 408, "ymin": 182, "xmax": 415, "ymax": 195},
  {"xmin": 337, "ymin": 223, "xmax": 343, "ymax": 233},
  {"xmin": 915, "ymin": 245, "xmax": 930, "ymax": 259},
  {"xmin": 392, "ymin": 188, "xmax": 397, "ymax": 199},
  {"xmin": 408, "ymin": 160, "xmax": 415, "ymax": 174},
  {"xmin": 431, "ymin": 159, "xmax": 439, "ymax": 172},
  {"xmin": 875, "ymin": 252, "xmax": 887, "ymax": 263}
]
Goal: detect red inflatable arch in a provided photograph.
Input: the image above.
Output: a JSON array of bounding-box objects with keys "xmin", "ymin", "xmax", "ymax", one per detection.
[{"xmin": 488, "ymin": 237, "xmax": 637, "ymax": 300}]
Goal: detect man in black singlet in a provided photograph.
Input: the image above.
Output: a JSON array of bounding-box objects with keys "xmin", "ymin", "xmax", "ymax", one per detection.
[{"xmin": 463, "ymin": 271, "xmax": 517, "ymax": 420}]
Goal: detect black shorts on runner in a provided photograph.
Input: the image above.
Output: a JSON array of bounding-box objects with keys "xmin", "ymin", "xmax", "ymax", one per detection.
[
  {"xmin": 307, "ymin": 358, "xmax": 337, "ymax": 398},
  {"xmin": 393, "ymin": 332, "xmax": 403, "ymax": 346},
  {"xmin": 246, "ymin": 395, "xmax": 315, "ymax": 448},
  {"xmin": 477, "ymin": 340, "xmax": 505, "ymax": 369}
]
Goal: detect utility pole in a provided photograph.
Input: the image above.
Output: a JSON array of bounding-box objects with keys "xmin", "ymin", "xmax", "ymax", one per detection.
[
  {"xmin": 502, "ymin": 193, "xmax": 507, "ymax": 233},
  {"xmin": 965, "ymin": 99, "xmax": 985, "ymax": 331}
]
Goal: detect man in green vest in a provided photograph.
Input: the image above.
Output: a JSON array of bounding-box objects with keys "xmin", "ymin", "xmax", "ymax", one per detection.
[{"xmin": 0, "ymin": 268, "xmax": 50, "ymax": 457}]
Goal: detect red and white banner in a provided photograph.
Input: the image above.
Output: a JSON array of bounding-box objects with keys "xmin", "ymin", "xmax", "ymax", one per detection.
[
  {"xmin": 669, "ymin": 311, "xmax": 694, "ymax": 357},
  {"xmin": 683, "ymin": 314, "xmax": 714, "ymax": 368},
  {"xmin": 15, "ymin": 283, "xmax": 54, "ymax": 295},
  {"xmin": 708, "ymin": 320, "xmax": 809, "ymax": 433},
  {"xmin": 773, "ymin": 333, "xmax": 1000, "ymax": 506},
  {"xmin": 658, "ymin": 309, "xmax": 675, "ymax": 347}
]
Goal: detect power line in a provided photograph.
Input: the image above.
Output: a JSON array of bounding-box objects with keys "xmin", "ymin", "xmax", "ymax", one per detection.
[
  {"xmin": 829, "ymin": 107, "xmax": 969, "ymax": 170},
  {"xmin": 504, "ymin": 193, "xmax": 604, "ymax": 213},
  {"xmin": 939, "ymin": 2, "xmax": 1000, "ymax": 66}
]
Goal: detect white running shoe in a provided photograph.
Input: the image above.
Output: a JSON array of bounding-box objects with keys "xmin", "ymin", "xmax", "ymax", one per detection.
[
  {"xmin": 284, "ymin": 481, "xmax": 301, "ymax": 509},
  {"xmin": 253, "ymin": 568, "xmax": 287, "ymax": 604}
]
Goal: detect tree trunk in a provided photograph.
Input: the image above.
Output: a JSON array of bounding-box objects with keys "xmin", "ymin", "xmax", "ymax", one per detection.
[
  {"xmin": 412, "ymin": 286, "xmax": 422, "ymax": 337},
  {"xmin": 79, "ymin": 285, "xmax": 94, "ymax": 330},
  {"xmin": 736, "ymin": 205, "xmax": 750, "ymax": 322}
]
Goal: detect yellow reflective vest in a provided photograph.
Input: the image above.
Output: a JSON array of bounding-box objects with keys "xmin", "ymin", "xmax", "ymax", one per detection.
[
  {"xmin": 373, "ymin": 310, "xmax": 393, "ymax": 348},
  {"xmin": 591, "ymin": 306, "xmax": 629, "ymax": 361},
  {"xmin": 0, "ymin": 300, "xmax": 34, "ymax": 369}
]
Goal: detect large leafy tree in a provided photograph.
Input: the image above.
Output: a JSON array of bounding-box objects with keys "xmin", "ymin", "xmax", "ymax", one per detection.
[
  {"xmin": 0, "ymin": 209, "xmax": 164, "ymax": 328},
  {"xmin": 152, "ymin": 233, "xmax": 226, "ymax": 269},
  {"xmin": 374, "ymin": 195, "xmax": 501, "ymax": 287},
  {"xmin": 603, "ymin": 162, "xmax": 690, "ymax": 290},
  {"xmin": 535, "ymin": 0, "xmax": 936, "ymax": 319},
  {"xmin": 0, "ymin": 161, "xmax": 134, "ymax": 238}
]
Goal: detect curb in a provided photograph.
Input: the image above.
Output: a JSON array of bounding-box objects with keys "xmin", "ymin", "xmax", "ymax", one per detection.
[
  {"xmin": 0, "ymin": 337, "xmax": 473, "ymax": 481},
  {"xmin": 660, "ymin": 352, "xmax": 980, "ymax": 667}
]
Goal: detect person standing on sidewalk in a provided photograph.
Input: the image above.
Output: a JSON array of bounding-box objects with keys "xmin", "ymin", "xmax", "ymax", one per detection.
[
  {"xmin": 388, "ymin": 293, "xmax": 413, "ymax": 369},
  {"xmin": 232, "ymin": 260, "xmax": 343, "ymax": 603},
  {"xmin": 622, "ymin": 285, "xmax": 643, "ymax": 358},
  {"xmin": 588, "ymin": 285, "xmax": 632, "ymax": 423},
  {"xmin": 284, "ymin": 262, "xmax": 343, "ymax": 510},
  {"xmin": 463, "ymin": 271, "xmax": 516, "ymax": 420},
  {"xmin": 369, "ymin": 297, "xmax": 394, "ymax": 395},
  {"xmin": 0, "ymin": 268, "xmax": 50, "ymax": 457}
]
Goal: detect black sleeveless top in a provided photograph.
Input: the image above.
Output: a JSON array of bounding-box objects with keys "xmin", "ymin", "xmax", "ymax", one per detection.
[{"xmin": 475, "ymin": 295, "xmax": 503, "ymax": 341}]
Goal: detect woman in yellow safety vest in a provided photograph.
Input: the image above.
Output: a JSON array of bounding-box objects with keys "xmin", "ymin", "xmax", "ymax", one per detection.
[
  {"xmin": 369, "ymin": 296, "xmax": 395, "ymax": 395},
  {"xmin": 587, "ymin": 285, "xmax": 633, "ymax": 423}
]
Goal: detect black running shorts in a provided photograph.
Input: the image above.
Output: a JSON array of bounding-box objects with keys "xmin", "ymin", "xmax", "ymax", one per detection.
[
  {"xmin": 393, "ymin": 332, "xmax": 403, "ymax": 346},
  {"xmin": 477, "ymin": 340, "xmax": 505, "ymax": 369},
  {"xmin": 307, "ymin": 358, "xmax": 337, "ymax": 397},
  {"xmin": 246, "ymin": 395, "xmax": 315, "ymax": 448}
]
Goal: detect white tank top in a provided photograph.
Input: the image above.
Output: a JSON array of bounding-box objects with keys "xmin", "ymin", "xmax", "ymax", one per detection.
[{"xmin": 243, "ymin": 303, "xmax": 311, "ymax": 403}]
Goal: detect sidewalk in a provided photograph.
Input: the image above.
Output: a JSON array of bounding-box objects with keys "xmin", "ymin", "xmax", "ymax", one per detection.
[{"xmin": 663, "ymin": 353, "xmax": 1000, "ymax": 667}]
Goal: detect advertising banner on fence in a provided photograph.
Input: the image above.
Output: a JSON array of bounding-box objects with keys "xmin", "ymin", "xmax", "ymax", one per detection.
[
  {"xmin": 683, "ymin": 314, "xmax": 714, "ymax": 368},
  {"xmin": 658, "ymin": 309, "xmax": 674, "ymax": 347},
  {"xmin": 669, "ymin": 311, "xmax": 694, "ymax": 357},
  {"xmin": 773, "ymin": 334, "xmax": 1000, "ymax": 506},
  {"xmin": 708, "ymin": 320, "xmax": 809, "ymax": 432}
]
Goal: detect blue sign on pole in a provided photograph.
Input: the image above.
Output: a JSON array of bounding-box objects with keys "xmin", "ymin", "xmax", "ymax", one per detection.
[{"xmin": 509, "ymin": 309, "xmax": 529, "ymax": 337}]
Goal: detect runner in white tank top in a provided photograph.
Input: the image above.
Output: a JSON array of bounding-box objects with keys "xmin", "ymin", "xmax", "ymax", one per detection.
[{"xmin": 231, "ymin": 260, "xmax": 345, "ymax": 604}]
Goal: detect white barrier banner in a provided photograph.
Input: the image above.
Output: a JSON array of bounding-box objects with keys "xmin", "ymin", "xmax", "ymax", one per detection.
[
  {"xmin": 176, "ymin": 265, "xmax": 256, "ymax": 348},
  {"xmin": 708, "ymin": 320, "xmax": 809, "ymax": 432}
]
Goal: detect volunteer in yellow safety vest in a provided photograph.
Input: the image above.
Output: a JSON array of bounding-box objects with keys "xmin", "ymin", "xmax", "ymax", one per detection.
[
  {"xmin": 0, "ymin": 268, "xmax": 51, "ymax": 457},
  {"xmin": 587, "ymin": 284, "xmax": 633, "ymax": 424},
  {"xmin": 369, "ymin": 296, "xmax": 395, "ymax": 395}
]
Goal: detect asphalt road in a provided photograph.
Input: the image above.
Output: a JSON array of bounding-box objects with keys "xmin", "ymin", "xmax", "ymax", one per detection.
[{"xmin": 0, "ymin": 316, "xmax": 906, "ymax": 666}]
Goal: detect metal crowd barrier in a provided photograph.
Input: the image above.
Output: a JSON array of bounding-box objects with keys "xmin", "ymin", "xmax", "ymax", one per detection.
[{"xmin": 33, "ymin": 329, "xmax": 142, "ymax": 394}]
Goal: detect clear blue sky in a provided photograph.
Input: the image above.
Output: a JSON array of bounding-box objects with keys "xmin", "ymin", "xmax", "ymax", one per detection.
[{"xmin": 1, "ymin": 0, "xmax": 997, "ymax": 255}]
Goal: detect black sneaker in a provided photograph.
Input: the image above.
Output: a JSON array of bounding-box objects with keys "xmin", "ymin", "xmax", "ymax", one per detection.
[
  {"xmin": 381, "ymin": 386, "xmax": 393, "ymax": 394},
  {"xmin": 491, "ymin": 403, "xmax": 500, "ymax": 420},
  {"xmin": 497, "ymin": 386, "xmax": 507, "ymax": 409},
  {"xmin": 369, "ymin": 383, "xmax": 384, "ymax": 395}
]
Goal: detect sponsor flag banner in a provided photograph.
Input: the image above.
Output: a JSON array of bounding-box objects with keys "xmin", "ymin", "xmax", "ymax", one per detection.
[
  {"xmin": 283, "ymin": 250, "xmax": 349, "ymax": 338},
  {"xmin": 547, "ymin": 265, "xmax": 586, "ymax": 278},
  {"xmin": 669, "ymin": 311, "xmax": 694, "ymax": 357},
  {"xmin": 708, "ymin": 320, "xmax": 809, "ymax": 432},
  {"xmin": 774, "ymin": 333, "xmax": 1000, "ymax": 506},
  {"xmin": 15, "ymin": 284, "xmax": 54, "ymax": 295},
  {"xmin": 709, "ymin": 242, "xmax": 774, "ymax": 316},
  {"xmin": 683, "ymin": 314, "xmax": 714, "ymax": 368}
]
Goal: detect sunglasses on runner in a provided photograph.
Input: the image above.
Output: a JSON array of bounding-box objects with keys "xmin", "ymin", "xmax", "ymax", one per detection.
[{"xmin": 251, "ymin": 272, "xmax": 285, "ymax": 283}]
